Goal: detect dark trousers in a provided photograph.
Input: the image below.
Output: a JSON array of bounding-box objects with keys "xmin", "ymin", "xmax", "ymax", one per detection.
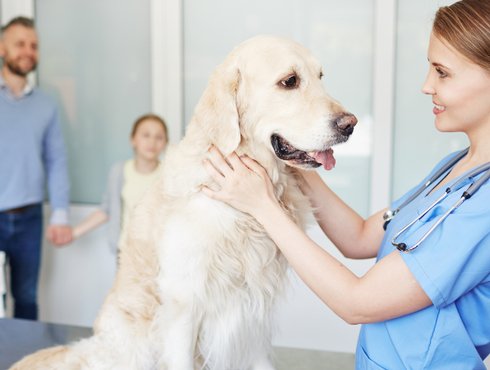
[{"xmin": 0, "ymin": 204, "xmax": 42, "ymax": 320}]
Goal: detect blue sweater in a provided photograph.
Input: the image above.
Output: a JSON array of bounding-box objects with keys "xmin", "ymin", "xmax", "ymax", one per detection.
[{"xmin": 0, "ymin": 77, "xmax": 70, "ymax": 224}]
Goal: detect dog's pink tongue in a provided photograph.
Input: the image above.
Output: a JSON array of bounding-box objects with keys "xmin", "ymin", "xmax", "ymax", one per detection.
[{"xmin": 311, "ymin": 149, "xmax": 336, "ymax": 170}]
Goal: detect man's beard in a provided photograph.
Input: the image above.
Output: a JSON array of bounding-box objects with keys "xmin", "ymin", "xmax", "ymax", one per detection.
[{"xmin": 4, "ymin": 57, "xmax": 37, "ymax": 77}]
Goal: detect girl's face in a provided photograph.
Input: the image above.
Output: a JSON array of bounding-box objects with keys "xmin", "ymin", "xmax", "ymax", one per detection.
[
  {"xmin": 422, "ymin": 32, "xmax": 490, "ymax": 137},
  {"xmin": 131, "ymin": 119, "xmax": 167, "ymax": 161}
]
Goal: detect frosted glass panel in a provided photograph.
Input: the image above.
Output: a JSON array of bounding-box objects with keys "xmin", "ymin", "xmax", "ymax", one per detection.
[
  {"xmin": 36, "ymin": 0, "xmax": 151, "ymax": 203},
  {"xmin": 392, "ymin": 0, "xmax": 467, "ymax": 199},
  {"xmin": 184, "ymin": 0, "xmax": 374, "ymax": 216}
]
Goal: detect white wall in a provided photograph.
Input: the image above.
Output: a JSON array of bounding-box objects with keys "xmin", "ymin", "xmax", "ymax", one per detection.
[{"xmin": 39, "ymin": 206, "xmax": 116, "ymax": 327}]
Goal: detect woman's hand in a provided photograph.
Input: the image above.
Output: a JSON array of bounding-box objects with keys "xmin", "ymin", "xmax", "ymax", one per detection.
[{"xmin": 202, "ymin": 146, "xmax": 279, "ymax": 218}]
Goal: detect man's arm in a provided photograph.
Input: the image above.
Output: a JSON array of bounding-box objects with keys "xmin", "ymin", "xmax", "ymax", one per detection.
[{"xmin": 43, "ymin": 105, "xmax": 72, "ymax": 246}]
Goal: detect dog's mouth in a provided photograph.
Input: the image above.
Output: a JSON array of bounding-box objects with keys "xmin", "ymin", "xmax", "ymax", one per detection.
[{"xmin": 270, "ymin": 134, "xmax": 336, "ymax": 170}]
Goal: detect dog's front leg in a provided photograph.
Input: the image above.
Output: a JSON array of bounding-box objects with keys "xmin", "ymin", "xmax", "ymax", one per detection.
[{"xmin": 155, "ymin": 299, "xmax": 197, "ymax": 370}]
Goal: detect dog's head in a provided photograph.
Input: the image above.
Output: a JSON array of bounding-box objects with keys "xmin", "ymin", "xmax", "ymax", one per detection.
[{"xmin": 192, "ymin": 35, "xmax": 357, "ymax": 170}]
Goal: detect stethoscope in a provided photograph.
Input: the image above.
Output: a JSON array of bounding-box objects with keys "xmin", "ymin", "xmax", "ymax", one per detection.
[{"xmin": 383, "ymin": 147, "xmax": 490, "ymax": 253}]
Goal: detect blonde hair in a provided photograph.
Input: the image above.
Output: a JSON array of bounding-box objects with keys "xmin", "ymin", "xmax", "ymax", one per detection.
[
  {"xmin": 433, "ymin": 0, "xmax": 490, "ymax": 71},
  {"xmin": 131, "ymin": 113, "xmax": 169, "ymax": 143}
]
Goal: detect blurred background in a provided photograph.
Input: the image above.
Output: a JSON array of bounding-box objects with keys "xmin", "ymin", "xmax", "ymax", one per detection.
[{"xmin": 0, "ymin": 0, "xmax": 468, "ymax": 355}]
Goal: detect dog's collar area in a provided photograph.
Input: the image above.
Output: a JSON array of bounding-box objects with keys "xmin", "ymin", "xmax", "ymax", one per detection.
[{"xmin": 270, "ymin": 134, "xmax": 321, "ymax": 168}]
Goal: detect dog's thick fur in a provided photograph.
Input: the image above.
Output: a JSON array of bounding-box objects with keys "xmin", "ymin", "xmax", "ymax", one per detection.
[{"xmin": 11, "ymin": 35, "xmax": 355, "ymax": 370}]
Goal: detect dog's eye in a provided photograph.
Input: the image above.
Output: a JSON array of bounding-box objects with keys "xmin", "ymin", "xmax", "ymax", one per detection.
[
  {"xmin": 280, "ymin": 74, "xmax": 299, "ymax": 89},
  {"xmin": 319, "ymin": 71, "xmax": 324, "ymax": 79}
]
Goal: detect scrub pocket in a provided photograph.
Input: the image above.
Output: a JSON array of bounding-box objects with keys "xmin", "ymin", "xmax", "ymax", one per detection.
[
  {"xmin": 356, "ymin": 346, "xmax": 388, "ymax": 370},
  {"xmin": 417, "ymin": 203, "xmax": 447, "ymax": 223}
]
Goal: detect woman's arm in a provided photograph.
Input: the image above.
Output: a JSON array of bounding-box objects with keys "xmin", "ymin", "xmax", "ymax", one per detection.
[
  {"xmin": 202, "ymin": 148, "xmax": 431, "ymax": 324},
  {"xmin": 298, "ymin": 170, "xmax": 386, "ymax": 259},
  {"xmin": 72, "ymin": 209, "xmax": 109, "ymax": 239},
  {"xmin": 252, "ymin": 199, "xmax": 430, "ymax": 324}
]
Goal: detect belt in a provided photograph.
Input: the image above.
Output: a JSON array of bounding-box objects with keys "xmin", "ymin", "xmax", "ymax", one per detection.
[{"xmin": 1, "ymin": 204, "xmax": 36, "ymax": 214}]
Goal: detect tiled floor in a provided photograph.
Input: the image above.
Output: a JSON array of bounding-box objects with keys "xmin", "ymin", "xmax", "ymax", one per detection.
[
  {"xmin": 0, "ymin": 318, "xmax": 357, "ymax": 370},
  {"xmin": 274, "ymin": 347, "xmax": 355, "ymax": 370}
]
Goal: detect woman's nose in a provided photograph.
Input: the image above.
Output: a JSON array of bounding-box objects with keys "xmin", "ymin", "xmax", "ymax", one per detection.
[{"xmin": 421, "ymin": 72, "xmax": 434, "ymax": 95}]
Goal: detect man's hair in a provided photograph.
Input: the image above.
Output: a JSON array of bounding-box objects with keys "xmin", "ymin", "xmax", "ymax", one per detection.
[{"xmin": 1, "ymin": 16, "xmax": 35, "ymax": 34}]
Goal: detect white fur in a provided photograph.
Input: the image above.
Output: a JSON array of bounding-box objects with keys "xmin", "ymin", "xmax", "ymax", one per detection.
[{"xmin": 11, "ymin": 35, "xmax": 353, "ymax": 370}]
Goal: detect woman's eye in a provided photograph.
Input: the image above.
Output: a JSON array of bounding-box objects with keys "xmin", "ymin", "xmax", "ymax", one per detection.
[
  {"xmin": 280, "ymin": 74, "xmax": 299, "ymax": 89},
  {"xmin": 435, "ymin": 67, "xmax": 448, "ymax": 78}
]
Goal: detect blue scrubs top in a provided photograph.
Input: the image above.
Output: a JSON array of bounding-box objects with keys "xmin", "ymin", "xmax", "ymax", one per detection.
[{"xmin": 356, "ymin": 151, "xmax": 490, "ymax": 369}]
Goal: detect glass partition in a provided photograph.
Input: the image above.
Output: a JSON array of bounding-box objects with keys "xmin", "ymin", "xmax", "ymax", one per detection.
[
  {"xmin": 36, "ymin": 0, "xmax": 152, "ymax": 203},
  {"xmin": 183, "ymin": 0, "xmax": 374, "ymax": 217}
]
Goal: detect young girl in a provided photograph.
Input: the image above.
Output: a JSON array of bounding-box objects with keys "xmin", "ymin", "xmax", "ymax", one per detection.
[
  {"xmin": 203, "ymin": 0, "xmax": 490, "ymax": 368},
  {"xmin": 73, "ymin": 113, "xmax": 168, "ymax": 254}
]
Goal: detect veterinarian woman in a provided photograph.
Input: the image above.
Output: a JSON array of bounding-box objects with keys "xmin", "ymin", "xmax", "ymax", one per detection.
[{"xmin": 203, "ymin": 0, "xmax": 490, "ymax": 368}]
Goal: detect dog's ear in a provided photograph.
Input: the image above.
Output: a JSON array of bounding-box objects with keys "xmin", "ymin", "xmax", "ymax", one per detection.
[{"xmin": 193, "ymin": 56, "xmax": 241, "ymax": 155}]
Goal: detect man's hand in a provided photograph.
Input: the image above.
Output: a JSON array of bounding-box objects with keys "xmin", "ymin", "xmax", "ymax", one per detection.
[{"xmin": 46, "ymin": 225, "xmax": 73, "ymax": 247}]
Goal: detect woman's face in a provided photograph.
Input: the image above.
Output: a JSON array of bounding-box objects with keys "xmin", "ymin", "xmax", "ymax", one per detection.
[{"xmin": 422, "ymin": 32, "xmax": 490, "ymax": 137}]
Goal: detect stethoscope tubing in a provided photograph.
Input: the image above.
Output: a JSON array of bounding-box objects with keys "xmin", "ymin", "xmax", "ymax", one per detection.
[
  {"xmin": 383, "ymin": 148, "xmax": 469, "ymax": 227},
  {"xmin": 390, "ymin": 153, "xmax": 490, "ymax": 253}
]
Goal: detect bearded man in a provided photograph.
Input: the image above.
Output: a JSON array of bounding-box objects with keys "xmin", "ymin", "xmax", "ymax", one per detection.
[{"xmin": 0, "ymin": 17, "xmax": 72, "ymax": 320}]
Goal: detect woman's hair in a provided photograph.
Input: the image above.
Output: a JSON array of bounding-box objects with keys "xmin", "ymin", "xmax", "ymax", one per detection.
[
  {"xmin": 433, "ymin": 0, "xmax": 490, "ymax": 71},
  {"xmin": 131, "ymin": 113, "xmax": 169, "ymax": 143}
]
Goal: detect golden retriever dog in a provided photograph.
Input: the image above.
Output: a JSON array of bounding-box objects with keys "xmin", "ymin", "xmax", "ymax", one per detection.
[{"xmin": 11, "ymin": 35, "xmax": 357, "ymax": 370}]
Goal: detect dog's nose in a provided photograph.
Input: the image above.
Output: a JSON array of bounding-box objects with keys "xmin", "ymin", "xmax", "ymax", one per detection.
[{"xmin": 334, "ymin": 113, "xmax": 358, "ymax": 136}]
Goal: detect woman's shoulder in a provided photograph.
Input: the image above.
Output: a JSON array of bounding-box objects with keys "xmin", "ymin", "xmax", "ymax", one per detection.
[{"xmin": 464, "ymin": 174, "xmax": 490, "ymax": 216}]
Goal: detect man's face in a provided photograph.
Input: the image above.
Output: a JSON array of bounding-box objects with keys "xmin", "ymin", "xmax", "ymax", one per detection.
[{"xmin": 0, "ymin": 24, "xmax": 38, "ymax": 77}]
